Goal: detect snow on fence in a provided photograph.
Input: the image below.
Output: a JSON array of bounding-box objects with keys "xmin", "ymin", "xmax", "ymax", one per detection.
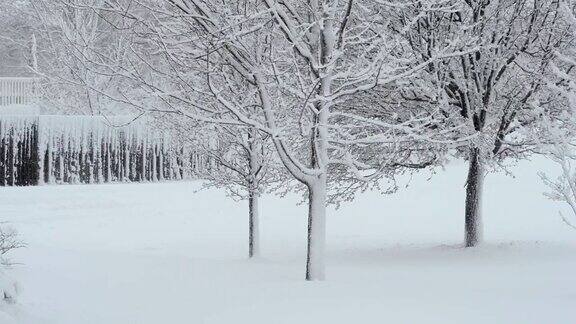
[
  {"xmin": 0, "ymin": 115, "xmax": 212, "ymax": 186},
  {"xmin": 0, "ymin": 78, "xmax": 38, "ymax": 106}
]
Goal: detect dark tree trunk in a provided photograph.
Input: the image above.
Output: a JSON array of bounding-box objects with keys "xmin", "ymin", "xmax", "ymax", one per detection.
[
  {"xmin": 248, "ymin": 190, "xmax": 260, "ymax": 258},
  {"xmin": 465, "ymin": 147, "xmax": 484, "ymax": 247}
]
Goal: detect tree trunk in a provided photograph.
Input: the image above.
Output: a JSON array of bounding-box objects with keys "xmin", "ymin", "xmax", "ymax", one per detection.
[
  {"xmin": 465, "ymin": 147, "xmax": 484, "ymax": 247},
  {"xmin": 306, "ymin": 177, "xmax": 327, "ymax": 281},
  {"xmin": 248, "ymin": 190, "xmax": 260, "ymax": 258}
]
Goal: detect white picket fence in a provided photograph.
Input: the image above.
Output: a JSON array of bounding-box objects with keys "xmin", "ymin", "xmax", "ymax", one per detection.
[{"xmin": 0, "ymin": 77, "xmax": 38, "ymax": 106}]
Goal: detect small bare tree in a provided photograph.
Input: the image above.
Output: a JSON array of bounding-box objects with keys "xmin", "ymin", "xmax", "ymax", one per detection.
[
  {"xmin": 197, "ymin": 124, "xmax": 281, "ymax": 258},
  {"xmin": 0, "ymin": 225, "xmax": 23, "ymax": 302}
]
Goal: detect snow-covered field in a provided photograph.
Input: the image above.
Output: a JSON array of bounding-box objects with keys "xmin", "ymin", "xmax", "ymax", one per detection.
[{"xmin": 1, "ymin": 158, "xmax": 575, "ymax": 324}]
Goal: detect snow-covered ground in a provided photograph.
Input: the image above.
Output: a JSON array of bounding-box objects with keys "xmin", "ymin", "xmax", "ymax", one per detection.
[{"xmin": 1, "ymin": 158, "xmax": 575, "ymax": 324}]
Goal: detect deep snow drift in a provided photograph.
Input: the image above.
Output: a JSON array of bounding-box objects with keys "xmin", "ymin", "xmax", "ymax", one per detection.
[{"xmin": 1, "ymin": 158, "xmax": 575, "ymax": 324}]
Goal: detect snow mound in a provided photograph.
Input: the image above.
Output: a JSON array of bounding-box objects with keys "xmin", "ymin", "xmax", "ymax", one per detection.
[
  {"xmin": 0, "ymin": 310, "xmax": 17, "ymax": 324},
  {"xmin": 0, "ymin": 268, "xmax": 18, "ymax": 324},
  {"xmin": 0, "ymin": 269, "xmax": 18, "ymax": 302}
]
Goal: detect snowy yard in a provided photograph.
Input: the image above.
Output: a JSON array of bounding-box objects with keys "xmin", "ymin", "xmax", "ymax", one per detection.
[
  {"xmin": 2, "ymin": 159, "xmax": 576, "ymax": 324},
  {"xmin": 3, "ymin": 1, "xmax": 576, "ymax": 323}
]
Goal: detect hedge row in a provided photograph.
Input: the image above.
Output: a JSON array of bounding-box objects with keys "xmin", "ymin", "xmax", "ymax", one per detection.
[{"xmin": 0, "ymin": 116, "xmax": 211, "ymax": 186}]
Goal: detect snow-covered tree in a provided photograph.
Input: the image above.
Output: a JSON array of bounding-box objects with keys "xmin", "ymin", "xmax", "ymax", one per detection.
[
  {"xmin": 197, "ymin": 123, "xmax": 280, "ymax": 258},
  {"xmin": 539, "ymin": 0, "xmax": 576, "ymax": 230},
  {"xmin": 394, "ymin": 0, "xmax": 565, "ymax": 246},
  {"xmin": 0, "ymin": 0, "xmax": 37, "ymax": 77},
  {"xmin": 29, "ymin": 0, "xmax": 131, "ymax": 115}
]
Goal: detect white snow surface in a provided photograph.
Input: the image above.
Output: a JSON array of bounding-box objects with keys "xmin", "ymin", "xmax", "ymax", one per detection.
[
  {"xmin": 0, "ymin": 104, "xmax": 43, "ymax": 116},
  {"xmin": 1, "ymin": 158, "xmax": 576, "ymax": 324}
]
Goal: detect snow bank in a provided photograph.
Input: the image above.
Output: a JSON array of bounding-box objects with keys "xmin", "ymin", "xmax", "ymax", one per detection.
[
  {"xmin": 0, "ymin": 266, "xmax": 18, "ymax": 324},
  {"xmin": 0, "ymin": 310, "xmax": 17, "ymax": 324},
  {"xmin": 0, "ymin": 268, "xmax": 17, "ymax": 301}
]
